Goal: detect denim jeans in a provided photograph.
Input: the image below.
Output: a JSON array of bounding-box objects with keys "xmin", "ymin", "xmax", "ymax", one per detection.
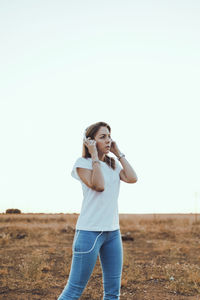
[{"xmin": 57, "ymin": 229, "xmax": 123, "ymax": 300}]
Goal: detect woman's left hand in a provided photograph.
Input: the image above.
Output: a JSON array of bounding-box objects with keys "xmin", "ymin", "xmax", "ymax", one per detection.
[{"xmin": 110, "ymin": 139, "xmax": 120, "ymax": 157}]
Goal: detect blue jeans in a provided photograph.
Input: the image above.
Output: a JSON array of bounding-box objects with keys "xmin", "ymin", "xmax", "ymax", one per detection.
[{"xmin": 57, "ymin": 229, "xmax": 123, "ymax": 300}]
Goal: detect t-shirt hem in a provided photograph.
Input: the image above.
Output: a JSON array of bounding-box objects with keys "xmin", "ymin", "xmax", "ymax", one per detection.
[{"xmin": 75, "ymin": 225, "xmax": 120, "ymax": 231}]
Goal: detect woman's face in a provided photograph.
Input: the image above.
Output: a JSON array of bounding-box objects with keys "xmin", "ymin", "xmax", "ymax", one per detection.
[{"xmin": 94, "ymin": 126, "xmax": 112, "ymax": 154}]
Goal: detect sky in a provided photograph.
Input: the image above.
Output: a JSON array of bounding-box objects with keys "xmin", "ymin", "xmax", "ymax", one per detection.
[{"xmin": 0, "ymin": 0, "xmax": 200, "ymax": 214}]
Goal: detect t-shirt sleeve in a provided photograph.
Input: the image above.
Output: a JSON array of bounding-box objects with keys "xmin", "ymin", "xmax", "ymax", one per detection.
[{"xmin": 71, "ymin": 157, "xmax": 92, "ymax": 181}]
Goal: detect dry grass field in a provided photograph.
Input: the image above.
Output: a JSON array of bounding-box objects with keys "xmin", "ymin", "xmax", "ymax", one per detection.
[{"xmin": 0, "ymin": 213, "xmax": 200, "ymax": 300}]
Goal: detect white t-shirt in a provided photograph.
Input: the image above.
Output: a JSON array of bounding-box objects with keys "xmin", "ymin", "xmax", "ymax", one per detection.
[{"xmin": 71, "ymin": 157, "xmax": 123, "ymax": 231}]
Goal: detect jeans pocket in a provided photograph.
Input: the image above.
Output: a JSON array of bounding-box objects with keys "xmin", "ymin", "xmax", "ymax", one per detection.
[
  {"xmin": 72, "ymin": 229, "xmax": 80, "ymax": 250},
  {"xmin": 73, "ymin": 230, "xmax": 103, "ymax": 254}
]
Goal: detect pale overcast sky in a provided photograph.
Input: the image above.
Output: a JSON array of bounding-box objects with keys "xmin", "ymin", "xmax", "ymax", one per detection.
[{"xmin": 0, "ymin": 0, "xmax": 200, "ymax": 214}]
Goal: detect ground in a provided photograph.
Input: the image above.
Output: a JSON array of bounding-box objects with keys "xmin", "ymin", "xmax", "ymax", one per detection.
[{"xmin": 0, "ymin": 213, "xmax": 200, "ymax": 299}]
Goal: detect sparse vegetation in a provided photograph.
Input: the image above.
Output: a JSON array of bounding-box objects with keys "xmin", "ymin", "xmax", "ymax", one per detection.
[
  {"xmin": 0, "ymin": 213, "xmax": 200, "ymax": 299},
  {"xmin": 5, "ymin": 208, "xmax": 21, "ymax": 214}
]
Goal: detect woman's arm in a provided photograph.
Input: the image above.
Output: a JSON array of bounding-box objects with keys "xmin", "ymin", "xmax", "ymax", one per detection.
[
  {"xmin": 78, "ymin": 137, "xmax": 105, "ymax": 192},
  {"xmin": 117, "ymin": 155, "xmax": 138, "ymax": 183},
  {"xmin": 110, "ymin": 140, "xmax": 138, "ymax": 183},
  {"xmin": 77, "ymin": 165, "xmax": 105, "ymax": 192},
  {"xmin": 90, "ymin": 151, "xmax": 105, "ymax": 191}
]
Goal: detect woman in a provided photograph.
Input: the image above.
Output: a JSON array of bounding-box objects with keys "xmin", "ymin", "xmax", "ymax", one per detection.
[{"xmin": 58, "ymin": 121, "xmax": 138, "ymax": 300}]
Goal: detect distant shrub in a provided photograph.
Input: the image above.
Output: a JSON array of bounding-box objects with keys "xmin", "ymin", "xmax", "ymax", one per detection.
[{"xmin": 6, "ymin": 208, "xmax": 21, "ymax": 214}]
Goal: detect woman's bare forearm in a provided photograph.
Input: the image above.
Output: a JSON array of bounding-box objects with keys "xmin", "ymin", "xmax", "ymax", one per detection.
[
  {"xmin": 114, "ymin": 148, "xmax": 138, "ymax": 182},
  {"xmin": 118, "ymin": 156, "xmax": 138, "ymax": 182},
  {"xmin": 91, "ymin": 153, "xmax": 105, "ymax": 191}
]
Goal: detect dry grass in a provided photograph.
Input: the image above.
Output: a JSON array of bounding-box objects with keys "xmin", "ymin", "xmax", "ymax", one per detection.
[{"xmin": 0, "ymin": 213, "xmax": 200, "ymax": 299}]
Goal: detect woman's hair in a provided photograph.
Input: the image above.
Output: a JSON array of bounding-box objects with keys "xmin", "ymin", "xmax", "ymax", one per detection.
[{"xmin": 82, "ymin": 121, "xmax": 116, "ymax": 170}]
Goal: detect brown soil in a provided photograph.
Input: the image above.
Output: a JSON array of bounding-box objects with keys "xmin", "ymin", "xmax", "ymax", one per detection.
[{"xmin": 0, "ymin": 213, "xmax": 200, "ymax": 299}]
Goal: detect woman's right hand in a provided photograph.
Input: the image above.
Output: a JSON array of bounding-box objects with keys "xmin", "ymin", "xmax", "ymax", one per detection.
[{"xmin": 83, "ymin": 137, "xmax": 98, "ymax": 156}]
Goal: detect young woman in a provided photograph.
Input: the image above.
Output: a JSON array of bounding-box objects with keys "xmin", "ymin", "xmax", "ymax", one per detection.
[{"xmin": 57, "ymin": 121, "xmax": 138, "ymax": 300}]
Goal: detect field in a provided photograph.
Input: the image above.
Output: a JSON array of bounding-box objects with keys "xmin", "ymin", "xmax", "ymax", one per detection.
[{"xmin": 0, "ymin": 213, "xmax": 200, "ymax": 300}]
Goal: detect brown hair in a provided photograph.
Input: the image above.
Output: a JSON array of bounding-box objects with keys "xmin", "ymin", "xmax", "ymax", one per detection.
[{"xmin": 82, "ymin": 121, "xmax": 116, "ymax": 170}]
